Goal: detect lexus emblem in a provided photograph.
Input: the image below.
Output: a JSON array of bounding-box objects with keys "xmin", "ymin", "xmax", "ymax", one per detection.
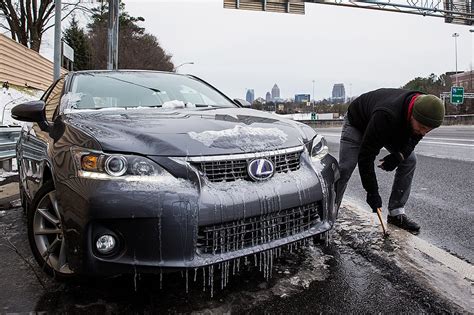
[{"xmin": 248, "ymin": 158, "xmax": 275, "ymax": 181}]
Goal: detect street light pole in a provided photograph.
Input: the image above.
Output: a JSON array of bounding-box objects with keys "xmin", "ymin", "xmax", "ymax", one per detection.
[
  {"xmin": 107, "ymin": 0, "xmax": 119, "ymax": 70},
  {"xmin": 452, "ymin": 33, "xmax": 459, "ymax": 86},
  {"xmin": 53, "ymin": 0, "xmax": 61, "ymax": 81},
  {"xmin": 175, "ymin": 62, "xmax": 194, "ymax": 72},
  {"xmin": 470, "ymin": 29, "xmax": 474, "ymax": 71}
]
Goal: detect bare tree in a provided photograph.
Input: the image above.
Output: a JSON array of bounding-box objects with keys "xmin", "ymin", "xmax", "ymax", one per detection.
[{"xmin": 0, "ymin": 0, "xmax": 94, "ymax": 52}]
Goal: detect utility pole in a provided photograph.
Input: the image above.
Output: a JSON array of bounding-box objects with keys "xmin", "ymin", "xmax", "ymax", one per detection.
[
  {"xmin": 452, "ymin": 33, "xmax": 459, "ymax": 86},
  {"xmin": 107, "ymin": 0, "xmax": 120, "ymax": 70},
  {"xmin": 53, "ymin": 0, "xmax": 61, "ymax": 81}
]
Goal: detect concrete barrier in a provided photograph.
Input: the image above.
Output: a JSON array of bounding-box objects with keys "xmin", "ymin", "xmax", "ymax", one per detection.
[
  {"xmin": 443, "ymin": 115, "xmax": 474, "ymax": 125},
  {"xmin": 300, "ymin": 115, "xmax": 474, "ymax": 128},
  {"xmin": 299, "ymin": 119, "xmax": 345, "ymax": 128}
]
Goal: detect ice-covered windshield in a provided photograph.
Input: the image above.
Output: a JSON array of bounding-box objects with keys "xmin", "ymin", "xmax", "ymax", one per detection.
[{"xmin": 67, "ymin": 71, "xmax": 236, "ymax": 110}]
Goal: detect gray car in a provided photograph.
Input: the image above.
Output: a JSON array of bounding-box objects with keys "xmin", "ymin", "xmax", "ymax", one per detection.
[{"xmin": 12, "ymin": 70, "xmax": 340, "ymax": 282}]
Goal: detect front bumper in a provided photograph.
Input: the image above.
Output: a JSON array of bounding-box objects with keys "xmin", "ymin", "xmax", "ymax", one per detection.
[{"xmin": 57, "ymin": 153, "xmax": 340, "ymax": 275}]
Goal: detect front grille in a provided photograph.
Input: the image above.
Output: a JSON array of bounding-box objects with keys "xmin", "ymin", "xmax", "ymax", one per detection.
[
  {"xmin": 197, "ymin": 202, "xmax": 321, "ymax": 255},
  {"xmin": 192, "ymin": 150, "xmax": 302, "ymax": 182}
]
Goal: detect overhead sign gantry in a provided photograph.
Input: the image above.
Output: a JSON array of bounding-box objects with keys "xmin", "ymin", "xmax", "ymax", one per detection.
[{"xmin": 223, "ymin": 0, "xmax": 473, "ymax": 26}]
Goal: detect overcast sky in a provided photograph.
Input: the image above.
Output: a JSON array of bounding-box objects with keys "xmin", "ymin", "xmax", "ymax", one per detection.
[{"xmin": 42, "ymin": 0, "xmax": 473, "ymax": 100}]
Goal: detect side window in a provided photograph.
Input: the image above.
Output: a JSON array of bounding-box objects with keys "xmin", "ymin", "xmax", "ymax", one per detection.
[{"xmin": 44, "ymin": 78, "xmax": 65, "ymax": 121}]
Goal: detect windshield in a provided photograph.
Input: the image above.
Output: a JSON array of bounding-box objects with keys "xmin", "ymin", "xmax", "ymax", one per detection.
[{"xmin": 67, "ymin": 71, "xmax": 236, "ymax": 110}]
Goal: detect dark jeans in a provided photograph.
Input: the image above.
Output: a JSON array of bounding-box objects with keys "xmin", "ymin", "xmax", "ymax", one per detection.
[{"xmin": 336, "ymin": 116, "xmax": 416, "ymax": 216}]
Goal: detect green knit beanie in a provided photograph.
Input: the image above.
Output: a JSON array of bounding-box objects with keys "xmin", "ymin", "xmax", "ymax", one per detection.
[{"xmin": 413, "ymin": 94, "xmax": 445, "ymax": 128}]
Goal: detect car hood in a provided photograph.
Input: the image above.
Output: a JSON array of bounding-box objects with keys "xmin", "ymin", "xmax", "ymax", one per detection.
[{"xmin": 63, "ymin": 108, "xmax": 316, "ymax": 156}]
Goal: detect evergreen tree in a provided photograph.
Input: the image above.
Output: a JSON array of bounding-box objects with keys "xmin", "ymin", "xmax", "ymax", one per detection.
[
  {"xmin": 86, "ymin": 2, "xmax": 174, "ymax": 71},
  {"xmin": 63, "ymin": 16, "xmax": 91, "ymax": 71}
]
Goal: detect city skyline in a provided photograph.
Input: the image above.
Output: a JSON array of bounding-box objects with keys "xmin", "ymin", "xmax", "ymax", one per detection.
[{"xmin": 245, "ymin": 82, "xmax": 350, "ymax": 102}]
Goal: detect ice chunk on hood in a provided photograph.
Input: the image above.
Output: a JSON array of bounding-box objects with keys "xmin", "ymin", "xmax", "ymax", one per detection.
[
  {"xmin": 188, "ymin": 125, "xmax": 288, "ymax": 151},
  {"xmin": 162, "ymin": 100, "xmax": 186, "ymax": 109}
]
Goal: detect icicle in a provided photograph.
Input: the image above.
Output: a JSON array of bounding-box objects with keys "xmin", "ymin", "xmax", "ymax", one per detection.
[
  {"xmin": 263, "ymin": 251, "xmax": 266, "ymax": 280},
  {"xmin": 202, "ymin": 267, "xmax": 206, "ymax": 292},
  {"xmin": 224, "ymin": 261, "xmax": 228, "ymax": 288},
  {"xmin": 221, "ymin": 262, "xmax": 224, "ymax": 290},
  {"xmin": 133, "ymin": 265, "xmax": 138, "ymax": 292},
  {"xmin": 194, "ymin": 268, "xmax": 198, "ymax": 282},
  {"xmin": 185, "ymin": 269, "xmax": 189, "ymax": 294},
  {"xmin": 210, "ymin": 265, "xmax": 214, "ymax": 298},
  {"xmin": 270, "ymin": 249, "xmax": 274, "ymax": 278},
  {"xmin": 160, "ymin": 269, "xmax": 163, "ymax": 290}
]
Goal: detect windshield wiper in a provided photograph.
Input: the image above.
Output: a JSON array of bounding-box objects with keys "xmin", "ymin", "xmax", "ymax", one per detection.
[
  {"xmin": 101, "ymin": 75, "xmax": 161, "ymax": 93},
  {"xmin": 194, "ymin": 104, "xmax": 218, "ymax": 108}
]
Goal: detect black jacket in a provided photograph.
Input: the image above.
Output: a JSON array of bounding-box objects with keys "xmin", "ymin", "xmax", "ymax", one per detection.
[{"xmin": 347, "ymin": 88, "xmax": 423, "ymax": 195}]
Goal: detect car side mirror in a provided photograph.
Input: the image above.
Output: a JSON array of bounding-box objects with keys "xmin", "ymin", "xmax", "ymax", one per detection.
[
  {"xmin": 234, "ymin": 98, "xmax": 252, "ymax": 108},
  {"xmin": 11, "ymin": 100, "xmax": 50, "ymax": 131}
]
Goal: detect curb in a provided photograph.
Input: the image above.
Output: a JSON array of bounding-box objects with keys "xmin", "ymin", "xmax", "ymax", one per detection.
[{"xmin": 336, "ymin": 201, "xmax": 472, "ymax": 312}]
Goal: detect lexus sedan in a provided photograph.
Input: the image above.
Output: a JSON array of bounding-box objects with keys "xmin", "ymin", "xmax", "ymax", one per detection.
[{"xmin": 12, "ymin": 70, "xmax": 340, "ymax": 280}]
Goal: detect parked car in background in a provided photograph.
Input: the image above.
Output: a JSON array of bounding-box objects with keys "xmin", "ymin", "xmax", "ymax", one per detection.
[{"xmin": 12, "ymin": 70, "xmax": 340, "ymax": 280}]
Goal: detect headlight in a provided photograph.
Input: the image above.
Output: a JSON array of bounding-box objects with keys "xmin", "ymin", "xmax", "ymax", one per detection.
[
  {"xmin": 71, "ymin": 148, "xmax": 167, "ymax": 179},
  {"xmin": 105, "ymin": 156, "xmax": 128, "ymax": 176},
  {"xmin": 311, "ymin": 135, "xmax": 329, "ymax": 160}
]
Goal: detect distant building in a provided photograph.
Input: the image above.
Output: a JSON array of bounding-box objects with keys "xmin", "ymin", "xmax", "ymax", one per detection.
[
  {"xmin": 450, "ymin": 70, "xmax": 473, "ymax": 91},
  {"xmin": 246, "ymin": 89, "xmax": 255, "ymax": 103},
  {"xmin": 332, "ymin": 83, "xmax": 346, "ymax": 104},
  {"xmin": 265, "ymin": 92, "xmax": 272, "ymax": 103},
  {"xmin": 295, "ymin": 94, "xmax": 311, "ymax": 103},
  {"xmin": 271, "ymin": 84, "xmax": 280, "ymax": 100}
]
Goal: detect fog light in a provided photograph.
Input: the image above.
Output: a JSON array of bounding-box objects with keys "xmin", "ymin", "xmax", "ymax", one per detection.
[{"xmin": 96, "ymin": 234, "xmax": 116, "ymax": 254}]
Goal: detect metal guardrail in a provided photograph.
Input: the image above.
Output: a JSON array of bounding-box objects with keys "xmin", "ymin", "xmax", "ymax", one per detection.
[{"xmin": 0, "ymin": 126, "xmax": 21, "ymax": 171}]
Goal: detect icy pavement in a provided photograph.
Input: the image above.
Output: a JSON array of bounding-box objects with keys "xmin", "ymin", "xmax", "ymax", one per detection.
[{"xmin": 0, "ymin": 199, "xmax": 469, "ymax": 313}]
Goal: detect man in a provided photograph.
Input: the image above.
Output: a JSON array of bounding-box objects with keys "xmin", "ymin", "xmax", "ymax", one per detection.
[{"xmin": 336, "ymin": 88, "xmax": 445, "ymax": 233}]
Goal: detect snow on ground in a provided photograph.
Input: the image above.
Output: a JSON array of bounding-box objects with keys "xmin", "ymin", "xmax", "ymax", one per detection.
[
  {"xmin": 0, "ymin": 159, "xmax": 18, "ymax": 181},
  {"xmin": 1, "ymin": 86, "xmax": 43, "ymax": 126},
  {"xmin": 1, "ymin": 86, "xmax": 40, "ymax": 175}
]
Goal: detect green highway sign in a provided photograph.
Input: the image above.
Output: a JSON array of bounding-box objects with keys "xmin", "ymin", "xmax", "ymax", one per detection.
[{"xmin": 450, "ymin": 86, "xmax": 464, "ymax": 105}]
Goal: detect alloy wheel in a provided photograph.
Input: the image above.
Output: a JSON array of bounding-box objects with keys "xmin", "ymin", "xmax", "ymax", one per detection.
[{"xmin": 32, "ymin": 191, "xmax": 73, "ymax": 274}]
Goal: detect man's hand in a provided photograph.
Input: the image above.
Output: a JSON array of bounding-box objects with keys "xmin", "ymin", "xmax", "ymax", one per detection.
[
  {"xmin": 366, "ymin": 192, "xmax": 382, "ymax": 213},
  {"xmin": 377, "ymin": 153, "xmax": 404, "ymax": 172}
]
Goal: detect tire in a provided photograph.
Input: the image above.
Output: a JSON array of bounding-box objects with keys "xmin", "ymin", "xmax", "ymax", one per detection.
[{"xmin": 27, "ymin": 180, "xmax": 76, "ymax": 280}]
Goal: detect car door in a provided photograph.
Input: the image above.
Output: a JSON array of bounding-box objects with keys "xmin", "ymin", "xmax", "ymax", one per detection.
[{"xmin": 20, "ymin": 77, "xmax": 65, "ymax": 199}]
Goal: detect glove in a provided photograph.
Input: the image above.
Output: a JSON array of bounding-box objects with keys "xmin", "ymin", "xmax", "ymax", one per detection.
[
  {"xmin": 378, "ymin": 153, "xmax": 403, "ymax": 172},
  {"xmin": 366, "ymin": 192, "xmax": 382, "ymax": 213}
]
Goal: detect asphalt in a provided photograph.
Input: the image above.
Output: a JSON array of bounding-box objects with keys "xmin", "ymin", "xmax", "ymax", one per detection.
[{"xmin": 319, "ymin": 125, "xmax": 474, "ymax": 263}]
